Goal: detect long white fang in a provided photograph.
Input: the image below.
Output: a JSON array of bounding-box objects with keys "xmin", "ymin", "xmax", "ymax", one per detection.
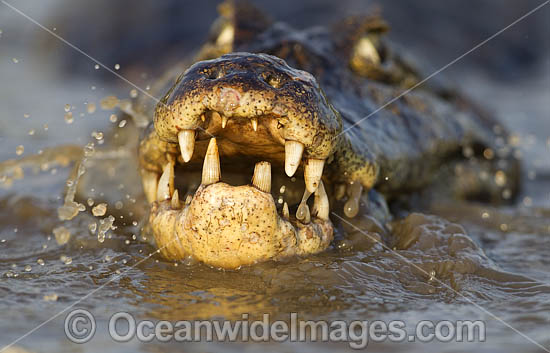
[
  {"xmin": 312, "ymin": 181, "xmax": 329, "ymax": 220},
  {"xmin": 251, "ymin": 161, "xmax": 271, "ymax": 193},
  {"xmin": 142, "ymin": 169, "xmax": 159, "ymax": 203},
  {"xmin": 178, "ymin": 129, "xmax": 195, "ymax": 163},
  {"xmin": 202, "ymin": 137, "xmax": 221, "ymax": 185},
  {"xmin": 282, "ymin": 202, "xmax": 289, "ymax": 219},
  {"xmin": 157, "ymin": 161, "xmax": 174, "ymax": 201},
  {"xmin": 284, "ymin": 140, "xmax": 304, "ymax": 177},
  {"xmin": 221, "ymin": 115, "xmax": 229, "ymax": 128},
  {"xmin": 304, "ymin": 158, "xmax": 325, "ymax": 193},
  {"xmin": 251, "ymin": 118, "xmax": 258, "ymax": 131},
  {"xmin": 171, "ymin": 189, "xmax": 181, "ymax": 209}
]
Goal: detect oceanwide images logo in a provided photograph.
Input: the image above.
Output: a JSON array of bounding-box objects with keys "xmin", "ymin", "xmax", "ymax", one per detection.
[{"xmin": 64, "ymin": 309, "xmax": 486, "ymax": 348}]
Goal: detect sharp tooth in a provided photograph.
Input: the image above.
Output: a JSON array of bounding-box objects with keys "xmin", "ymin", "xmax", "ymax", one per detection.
[
  {"xmin": 312, "ymin": 181, "xmax": 329, "ymax": 220},
  {"xmin": 282, "ymin": 202, "xmax": 289, "ymax": 219},
  {"xmin": 221, "ymin": 115, "xmax": 229, "ymax": 128},
  {"xmin": 304, "ymin": 158, "xmax": 325, "ymax": 193},
  {"xmin": 171, "ymin": 189, "xmax": 181, "ymax": 209},
  {"xmin": 141, "ymin": 169, "xmax": 159, "ymax": 203},
  {"xmin": 284, "ymin": 140, "xmax": 304, "ymax": 177},
  {"xmin": 251, "ymin": 118, "xmax": 258, "ymax": 131},
  {"xmin": 201, "ymin": 137, "xmax": 221, "ymax": 185},
  {"xmin": 185, "ymin": 194, "xmax": 193, "ymax": 205},
  {"xmin": 201, "ymin": 114, "xmax": 206, "ymax": 122},
  {"xmin": 251, "ymin": 161, "xmax": 271, "ymax": 193},
  {"xmin": 157, "ymin": 161, "xmax": 174, "ymax": 201},
  {"xmin": 178, "ymin": 129, "xmax": 195, "ymax": 163}
]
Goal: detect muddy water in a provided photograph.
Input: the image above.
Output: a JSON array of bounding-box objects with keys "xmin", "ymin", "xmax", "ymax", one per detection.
[{"xmin": 1, "ymin": 1, "xmax": 550, "ymax": 352}]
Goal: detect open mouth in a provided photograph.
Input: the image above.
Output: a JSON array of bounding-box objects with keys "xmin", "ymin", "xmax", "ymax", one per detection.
[
  {"xmin": 138, "ymin": 53, "xmax": 351, "ymax": 268},
  {"xmin": 144, "ymin": 110, "xmax": 334, "ymax": 269}
]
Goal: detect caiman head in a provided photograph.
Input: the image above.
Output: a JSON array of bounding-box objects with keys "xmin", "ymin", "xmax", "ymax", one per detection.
[
  {"xmin": 138, "ymin": 53, "xmax": 368, "ymax": 269},
  {"xmin": 137, "ymin": 1, "xmax": 385, "ymax": 269}
]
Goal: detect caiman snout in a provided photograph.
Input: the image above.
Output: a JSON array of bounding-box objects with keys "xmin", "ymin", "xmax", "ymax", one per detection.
[{"xmin": 148, "ymin": 138, "xmax": 333, "ymax": 269}]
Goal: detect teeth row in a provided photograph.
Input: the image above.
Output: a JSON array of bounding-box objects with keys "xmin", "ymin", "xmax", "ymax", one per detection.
[
  {"xmin": 147, "ymin": 137, "xmax": 331, "ymax": 222},
  {"xmin": 177, "ymin": 115, "xmax": 324, "ymax": 194},
  {"xmin": 284, "ymin": 140, "xmax": 325, "ymax": 193}
]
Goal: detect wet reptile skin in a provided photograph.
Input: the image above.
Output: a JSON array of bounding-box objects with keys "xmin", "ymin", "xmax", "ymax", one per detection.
[{"xmin": 137, "ymin": 1, "xmax": 519, "ymax": 268}]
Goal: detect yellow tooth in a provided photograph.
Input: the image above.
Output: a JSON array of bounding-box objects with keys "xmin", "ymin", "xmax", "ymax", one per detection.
[
  {"xmin": 221, "ymin": 115, "xmax": 229, "ymax": 128},
  {"xmin": 157, "ymin": 161, "xmax": 174, "ymax": 201},
  {"xmin": 178, "ymin": 129, "xmax": 195, "ymax": 163},
  {"xmin": 185, "ymin": 194, "xmax": 193, "ymax": 205},
  {"xmin": 304, "ymin": 158, "xmax": 325, "ymax": 193},
  {"xmin": 171, "ymin": 189, "xmax": 181, "ymax": 209},
  {"xmin": 212, "ymin": 111, "xmax": 221, "ymax": 123},
  {"xmin": 141, "ymin": 169, "xmax": 159, "ymax": 203},
  {"xmin": 312, "ymin": 181, "xmax": 329, "ymax": 220},
  {"xmin": 284, "ymin": 140, "xmax": 304, "ymax": 177},
  {"xmin": 251, "ymin": 161, "xmax": 271, "ymax": 193},
  {"xmin": 282, "ymin": 202, "xmax": 289, "ymax": 219},
  {"xmin": 251, "ymin": 118, "xmax": 258, "ymax": 131},
  {"xmin": 200, "ymin": 114, "xmax": 206, "ymax": 122},
  {"xmin": 202, "ymin": 137, "xmax": 221, "ymax": 185}
]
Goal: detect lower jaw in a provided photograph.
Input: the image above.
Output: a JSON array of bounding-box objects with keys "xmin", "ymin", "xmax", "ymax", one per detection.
[{"xmin": 149, "ymin": 182, "xmax": 333, "ymax": 269}]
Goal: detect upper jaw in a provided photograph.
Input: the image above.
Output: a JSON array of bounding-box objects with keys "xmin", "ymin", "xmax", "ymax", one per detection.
[
  {"xmin": 148, "ymin": 138, "xmax": 334, "ymax": 269},
  {"xmin": 152, "ymin": 53, "xmax": 343, "ymax": 192}
]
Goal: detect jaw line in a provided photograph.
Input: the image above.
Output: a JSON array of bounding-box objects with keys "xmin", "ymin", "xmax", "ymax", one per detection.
[{"xmin": 149, "ymin": 181, "xmax": 333, "ymax": 269}]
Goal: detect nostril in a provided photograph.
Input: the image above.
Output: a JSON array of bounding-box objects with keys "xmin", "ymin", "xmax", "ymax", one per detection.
[
  {"xmin": 260, "ymin": 72, "xmax": 283, "ymax": 89},
  {"xmin": 203, "ymin": 67, "xmax": 225, "ymax": 80}
]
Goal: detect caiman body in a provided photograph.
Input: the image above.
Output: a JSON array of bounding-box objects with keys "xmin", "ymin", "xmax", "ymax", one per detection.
[{"xmin": 137, "ymin": 1, "xmax": 519, "ymax": 268}]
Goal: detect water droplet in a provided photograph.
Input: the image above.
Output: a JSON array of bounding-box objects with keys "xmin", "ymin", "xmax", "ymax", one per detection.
[
  {"xmin": 92, "ymin": 203, "xmax": 107, "ymax": 217},
  {"xmin": 109, "ymin": 114, "xmax": 117, "ymax": 123},
  {"xmin": 100, "ymin": 95, "xmax": 119, "ymax": 110},
  {"xmin": 94, "ymin": 64, "xmax": 100, "ymax": 70},
  {"xmin": 130, "ymin": 89, "xmax": 138, "ymax": 98},
  {"xmin": 64, "ymin": 112, "xmax": 74, "ymax": 124},
  {"xmin": 114, "ymin": 64, "xmax": 120, "ymax": 70},
  {"xmin": 37, "ymin": 258, "xmax": 45, "ymax": 266},
  {"xmin": 91, "ymin": 131, "xmax": 104, "ymax": 140},
  {"xmin": 12, "ymin": 58, "xmax": 19, "ymax": 64},
  {"xmin": 24, "ymin": 265, "xmax": 31, "ymax": 272},
  {"xmin": 64, "ymin": 104, "xmax": 71, "ymax": 112},
  {"xmin": 53, "ymin": 226, "xmax": 71, "ymax": 245},
  {"xmin": 15, "ymin": 145, "xmax": 24, "ymax": 155},
  {"xmin": 118, "ymin": 119, "xmax": 127, "ymax": 128},
  {"xmin": 23, "ymin": 113, "xmax": 30, "ymax": 119},
  {"xmin": 28, "ymin": 129, "xmax": 35, "ymax": 136}
]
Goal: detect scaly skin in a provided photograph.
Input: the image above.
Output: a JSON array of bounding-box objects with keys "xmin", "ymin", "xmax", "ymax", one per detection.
[{"xmin": 138, "ymin": 1, "xmax": 519, "ymax": 268}]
